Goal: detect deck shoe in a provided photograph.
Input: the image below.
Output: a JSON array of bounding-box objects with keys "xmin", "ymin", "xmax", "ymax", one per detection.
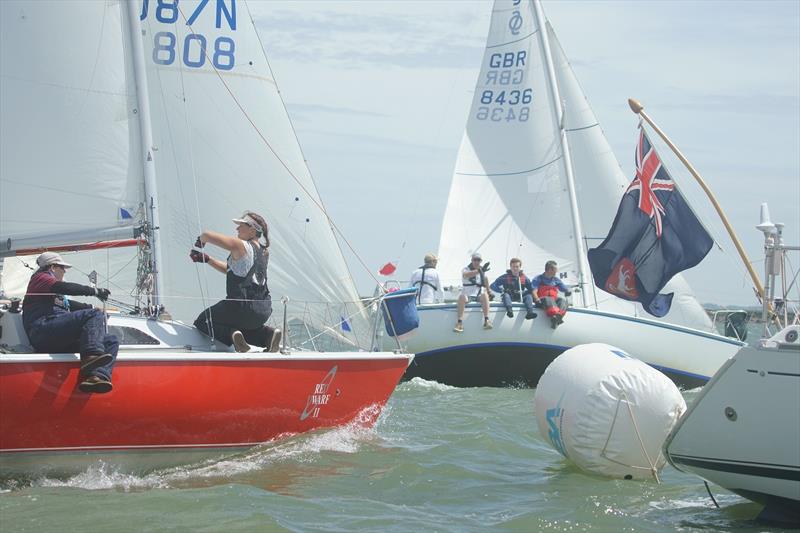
[
  {"xmin": 453, "ymin": 322, "xmax": 464, "ymax": 333},
  {"xmin": 483, "ymin": 319, "xmax": 493, "ymax": 330},
  {"xmin": 506, "ymin": 310, "xmax": 514, "ymax": 318},
  {"xmin": 525, "ymin": 311, "xmax": 537, "ymax": 320},
  {"xmin": 78, "ymin": 375, "xmax": 113, "ymax": 394},
  {"xmin": 267, "ymin": 328, "xmax": 283, "ymax": 353},
  {"xmin": 80, "ymin": 354, "xmax": 113, "ymax": 375},
  {"xmin": 232, "ymin": 331, "xmax": 251, "ymax": 353}
]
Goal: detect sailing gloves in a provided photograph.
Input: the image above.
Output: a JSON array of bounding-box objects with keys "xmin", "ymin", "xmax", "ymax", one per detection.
[
  {"xmin": 481, "ymin": 262, "xmax": 491, "ymax": 273},
  {"xmin": 190, "ymin": 250, "xmax": 210, "ymax": 263},
  {"xmin": 191, "ymin": 236, "xmax": 209, "ymax": 263},
  {"xmin": 95, "ymin": 288, "xmax": 111, "ymax": 301}
]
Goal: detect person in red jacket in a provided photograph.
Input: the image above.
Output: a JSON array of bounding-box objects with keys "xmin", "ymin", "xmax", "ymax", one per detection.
[
  {"xmin": 531, "ymin": 260, "xmax": 572, "ymax": 329},
  {"xmin": 22, "ymin": 252, "xmax": 117, "ymax": 393}
]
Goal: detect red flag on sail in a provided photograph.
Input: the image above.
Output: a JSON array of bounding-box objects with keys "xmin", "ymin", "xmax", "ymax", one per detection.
[{"xmin": 378, "ymin": 262, "xmax": 397, "ymax": 276}]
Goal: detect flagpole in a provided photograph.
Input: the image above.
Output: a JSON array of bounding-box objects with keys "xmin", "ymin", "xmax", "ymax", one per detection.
[{"xmin": 627, "ymin": 98, "xmax": 765, "ymax": 300}]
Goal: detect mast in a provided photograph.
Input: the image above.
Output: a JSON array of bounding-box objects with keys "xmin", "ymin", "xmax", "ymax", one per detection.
[
  {"xmin": 531, "ymin": 0, "xmax": 589, "ymax": 306},
  {"xmin": 125, "ymin": 0, "xmax": 165, "ymax": 308}
]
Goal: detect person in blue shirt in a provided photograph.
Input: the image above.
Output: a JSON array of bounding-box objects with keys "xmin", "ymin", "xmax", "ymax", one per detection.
[
  {"xmin": 531, "ymin": 260, "xmax": 572, "ymax": 329},
  {"xmin": 489, "ymin": 258, "xmax": 537, "ymax": 320}
]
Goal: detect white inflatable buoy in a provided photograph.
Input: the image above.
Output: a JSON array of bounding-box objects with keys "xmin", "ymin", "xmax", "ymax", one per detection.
[{"xmin": 534, "ymin": 343, "xmax": 686, "ymax": 480}]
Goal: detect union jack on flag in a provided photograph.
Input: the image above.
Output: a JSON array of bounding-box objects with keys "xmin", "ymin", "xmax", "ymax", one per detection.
[
  {"xmin": 587, "ymin": 125, "xmax": 713, "ymax": 318},
  {"xmin": 627, "ymin": 128, "xmax": 674, "ymax": 237}
]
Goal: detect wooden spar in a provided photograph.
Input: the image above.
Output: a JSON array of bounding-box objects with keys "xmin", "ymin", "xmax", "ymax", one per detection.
[
  {"xmin": 627, "ymin": 98, "xmax": 766, "ymax": 301},
  {"xmin": 14, "ymin": 239, "xmax": 143, "ymax": 256}
]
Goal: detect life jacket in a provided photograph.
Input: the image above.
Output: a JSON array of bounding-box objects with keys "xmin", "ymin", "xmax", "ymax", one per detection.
[
  {"xmin": 536, "ymin": 279, "xmax": 566, "ymax": 318},
  {"xmin": 412, "ymin": 265, "xmax": 439, "ymax": 304},
  {"xmin": 501, "ymin": 270, "xmax": 528, "ymax": 301},
  {"xmin": 226, "ymin": 242, "xmax": 270, "ymax": 311},
  {"xmin": 536, "ymin": 283, "xmax": 559, "ymax": 300},
  {"xmin": 463, "ymin": 263, "xmax": 485, "ymax": 296}
]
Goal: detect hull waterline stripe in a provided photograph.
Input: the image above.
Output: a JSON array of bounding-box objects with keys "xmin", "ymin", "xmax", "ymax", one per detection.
[
  {"xmin": 413, "ymin": 342, "xmax": 710, "ymax": 382},
  {"xmin": 670, "ymin": 454, "xmax": 800, "ymax": 482}
]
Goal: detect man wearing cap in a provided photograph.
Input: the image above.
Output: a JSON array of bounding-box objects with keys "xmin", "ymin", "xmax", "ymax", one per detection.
[
  {"xmin": 191, "ymin": 210, "xmax": 282, "ymax": 353},
  {"xmin": 409, "ymin": 253, "xmax": 443, "ymax": 305},
  {"xmin": 453, "ymin": 253, "xmax": 493, "ymax": 333},
  {"xmin": 22, "ymin": 252, "xmax": 117, "ymax": 393}
]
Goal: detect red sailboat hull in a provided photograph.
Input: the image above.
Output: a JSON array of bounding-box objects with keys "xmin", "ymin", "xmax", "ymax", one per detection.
[{"xmin": 0, "ymin": 352, "xmax": 411, "ymax": 475}]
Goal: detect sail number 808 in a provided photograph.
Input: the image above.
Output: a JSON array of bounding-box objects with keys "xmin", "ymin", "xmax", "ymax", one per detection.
[
  {"xmin": 153, "ymin": 31, "xmax": 235, "ymax": 70},
  {"xmin": 476, "ymin": 106, "xmax": 529, "ymax": 122}
]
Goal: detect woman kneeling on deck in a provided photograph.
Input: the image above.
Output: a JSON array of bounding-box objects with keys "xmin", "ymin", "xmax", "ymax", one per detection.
[{"xmin": 191, "ymin": 211, "xmax": 281, "ymax": 353}]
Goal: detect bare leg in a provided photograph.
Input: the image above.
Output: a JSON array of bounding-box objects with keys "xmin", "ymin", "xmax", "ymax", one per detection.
[
  {"xmin": 456, "ymin": 294, "xmax": 466, "ymax": 321},
  {"xmin": 454, "ymin": 294, "xmax": 467, "ymax": 332}
]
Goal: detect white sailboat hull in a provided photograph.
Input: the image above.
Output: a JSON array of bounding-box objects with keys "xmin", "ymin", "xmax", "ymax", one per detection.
[
  {"xmin": 393, "ymin": 303, "xmax": 742, "ymax": 388},
  {"xmin": 665, "ymin": 329, "xmax": 800, "ymax": 523}
]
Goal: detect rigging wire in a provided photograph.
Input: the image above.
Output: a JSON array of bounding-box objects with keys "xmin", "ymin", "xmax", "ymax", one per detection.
[{"xmin": 172, "ymin": 2, "xmax": 384, "ymax": 291}]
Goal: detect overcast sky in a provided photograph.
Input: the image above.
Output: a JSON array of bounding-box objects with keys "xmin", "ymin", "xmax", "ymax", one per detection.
[{"xmin": 248, "ymin": 0, "xmax": 800, "ymax": 306}]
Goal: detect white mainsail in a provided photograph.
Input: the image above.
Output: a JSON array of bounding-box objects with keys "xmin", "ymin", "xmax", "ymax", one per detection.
[
  {"xmin": 0, "ymin": 1, "xmax": 143, "ymax": 250},
  {"xmin": 1, "ymin": 0, "xmax": 370, "ymax": 344},
  {"xmin": 437, "ymin": 0, "xmax": 710, "ymax": 329}
]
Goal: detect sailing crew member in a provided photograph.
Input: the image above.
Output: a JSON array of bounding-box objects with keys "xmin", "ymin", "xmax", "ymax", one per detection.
[
  {"xmin": 531, "ymin": 260, "xmax": 572, "ymax": 329},
  {"xmin": 22, "ymin": 252, "xmax": 117, "ymax": 393},
  {"xmin": 409, "ymin": 253, "xmax": 443, "ymax": 305},
  {"xmin": 191, "ymin": 211, "xmax": 282, "ymax": 353},
  {"xmin": 453, "ymin": 253, "xmax": 493, "ymax": 332},
  {"xmin": 489, "ymin": 258, "xmax": 537, "ymax": 320}
]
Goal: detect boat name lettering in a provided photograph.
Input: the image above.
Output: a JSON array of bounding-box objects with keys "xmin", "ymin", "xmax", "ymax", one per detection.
[
  {"xmin": 300, "ymin": 365, "xmax": 338, "ymax": 421},
  {"xmin": 310, "ymin": 394, "xmax": 331, "ymax": 405},
  {"xmin": 489, "ymin": 51, "xmax": 526, "ymax": 68},
  {"xmin": 141, "ymin": 0, "xmax": 237, "ymax": 71}
]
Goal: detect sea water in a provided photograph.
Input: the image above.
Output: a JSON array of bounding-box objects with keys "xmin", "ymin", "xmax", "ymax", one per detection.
[{"xmin": 0, "ymin": 374, "xmax": 790, "ymax": 532}]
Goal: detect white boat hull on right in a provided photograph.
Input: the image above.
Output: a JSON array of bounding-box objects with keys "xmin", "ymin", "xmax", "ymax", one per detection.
[
  {"xmin": 665, "ymin": 327, "xmax": 800, "ymax": 523},
  {"xmin": 393, "ymin": 303, "xmax": 743, "ymax": 388}
]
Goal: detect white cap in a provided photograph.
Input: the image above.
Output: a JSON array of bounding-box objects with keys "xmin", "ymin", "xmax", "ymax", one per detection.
[
  {"xmin": 232, "ymin": 213, "xmax": 263, "ymax": 233},
  {"xmin": 36, "ymin": 251, "xmax": 72, "ymax": 268}
]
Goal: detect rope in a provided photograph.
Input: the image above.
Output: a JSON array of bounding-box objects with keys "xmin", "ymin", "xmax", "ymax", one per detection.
[{"xmin": 599, "ymin": 389, "xmax": 662, "ymax": 483}]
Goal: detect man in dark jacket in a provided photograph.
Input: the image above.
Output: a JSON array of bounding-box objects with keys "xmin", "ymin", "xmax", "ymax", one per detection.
[
  {"xmin": 490, "ymin": 258, "xmax": 537, "ymax": 320},
  {"xmin": 22, "ymin": 252, "xmax": 117, "ymax": 393}
]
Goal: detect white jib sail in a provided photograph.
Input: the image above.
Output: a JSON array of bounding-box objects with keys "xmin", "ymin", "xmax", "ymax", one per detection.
[
  {"xmin": 137, "ymin": 0, "xmax": 368, "ymax": 339},
  {"xmin": 437, "ymin": 0, "xmax": 710, "ymax": 330}
]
